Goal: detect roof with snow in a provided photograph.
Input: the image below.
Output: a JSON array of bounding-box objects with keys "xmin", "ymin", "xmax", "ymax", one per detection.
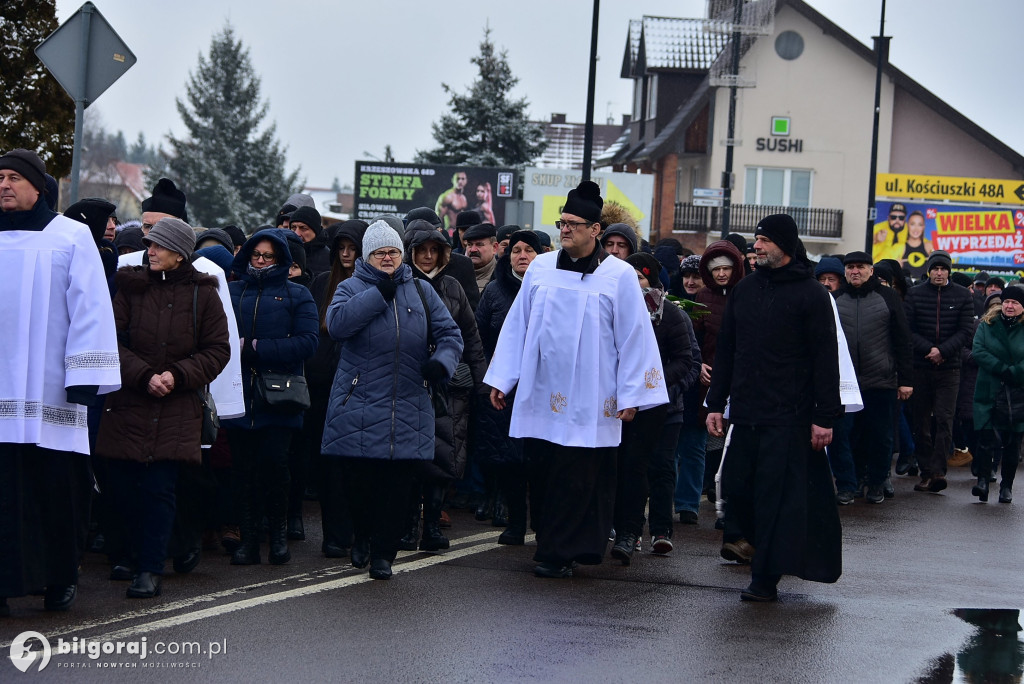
[{"xmin": 621, "ymin": 16, "xmax": 729, "ymax": 77}]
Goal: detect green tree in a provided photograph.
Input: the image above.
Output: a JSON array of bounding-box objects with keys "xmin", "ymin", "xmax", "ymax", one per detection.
[
  {"xmin": 164, "ymin": 25, "xmax": 300, "ymax": 228},
  {"xmin": 0, "ymin": 1, "xmax": 75, "ymax": 177},
  {"xmin": 415, "ymin": 28, "xmax": 546, "ymax": 167}
]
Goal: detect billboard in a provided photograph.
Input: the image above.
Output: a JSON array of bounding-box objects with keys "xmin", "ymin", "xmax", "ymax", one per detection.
[
  {"xmin": 522, "ymin": 167, "xmax": 655, "ymax": 241},
  {"xmin": 877, "ymin": 172, "xmax": 1024, "ymax": 206},
  {"xmin": 872, "ymin": 199, "xmax": 1024, "ymax": 276},
  {"xmin": 354, "ymin": 162, "xmax": 516, "ymax": 229}
]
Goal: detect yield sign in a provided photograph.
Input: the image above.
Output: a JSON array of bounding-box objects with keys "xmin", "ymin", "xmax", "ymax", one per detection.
[{"xmin": 34, "ymin": 2, "xmax": 136, "ymax": 106}]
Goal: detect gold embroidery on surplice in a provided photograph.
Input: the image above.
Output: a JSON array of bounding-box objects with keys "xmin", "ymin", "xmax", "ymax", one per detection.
[{"xmin": 550, "ymin": 392, "xmax": 567, "ymax": 413}]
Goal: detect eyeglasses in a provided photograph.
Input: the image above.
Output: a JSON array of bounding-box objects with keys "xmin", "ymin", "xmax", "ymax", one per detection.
[
  {"xmin": 251, "ymin": 251, "xmax": 277, "ymax": 262},
  {"xmin": 555, "ymin": 219, "xmax": 593, "ymax": 231},
  {"xmin": 889, "ymin": 214, "xmax": 906, "ymax": 221},
  {"xmin": 370, "ymin": 249, "xmax": 401, "ymax": 260}
]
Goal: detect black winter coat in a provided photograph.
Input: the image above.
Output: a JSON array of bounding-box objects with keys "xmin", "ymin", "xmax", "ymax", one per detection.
[
  {"xmin": 476, "ymin": 253, "xmax": 521, "ymax": 360},
  {"xmin": 224, "ymin": 229, "xmax": 320, "ymax": 430},
  {"xmin": 903, "ymin": 279, "xmax": 975, "ymax": 369},
  {"xmin": 706, "ymin": 259, "xmax": 841, "ymax": 428},
  {"xmin": 651, "ymin": 299, "xmax": 694, "ymax": 421},
  {"xmin": 835, "ymin": 276, "xmax": 912, "ymax": 390}
]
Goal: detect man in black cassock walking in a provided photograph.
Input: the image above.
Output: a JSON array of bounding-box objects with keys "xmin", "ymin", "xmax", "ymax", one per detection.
[{"xmin": 706, "ymin": 213, "xmax": 843, "ymax": 602}]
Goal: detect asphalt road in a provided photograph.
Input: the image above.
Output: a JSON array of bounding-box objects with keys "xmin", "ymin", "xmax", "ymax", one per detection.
[{"xmin": 3, "ymin": 463, "xmax": 1022, "ymax": 683}]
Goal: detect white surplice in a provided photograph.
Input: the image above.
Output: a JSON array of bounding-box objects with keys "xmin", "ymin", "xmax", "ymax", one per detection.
[
  {"xmin": 119, "ymin": 250, "xmax": 244, "ymax": 418},
  {"xmin": 0, "ymin": 215, "xmax": 121, "ymax": 454},
  {"xmin": 483, "ymin": 251, "xmax": 669, "ymax": 448}
]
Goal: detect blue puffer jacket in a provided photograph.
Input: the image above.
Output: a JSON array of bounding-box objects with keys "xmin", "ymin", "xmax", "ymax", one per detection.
[
  {"xmin": 321, "ymin": 259, "xmax": 463, "ymax": 460},
  {"xmin": 224, "ymin": 228, "xmax": 319, "ymax": 430}
]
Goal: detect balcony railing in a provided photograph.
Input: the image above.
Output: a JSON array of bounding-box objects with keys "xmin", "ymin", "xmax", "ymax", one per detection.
[{"xmin": 673, "ymin": 203, "xmax": 843, "ymax": 239}]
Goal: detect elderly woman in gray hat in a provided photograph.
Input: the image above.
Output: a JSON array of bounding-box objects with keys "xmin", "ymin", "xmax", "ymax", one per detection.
[{"xmin": 96, "ymin": 217, "xmax": 231, "ymax": 599}]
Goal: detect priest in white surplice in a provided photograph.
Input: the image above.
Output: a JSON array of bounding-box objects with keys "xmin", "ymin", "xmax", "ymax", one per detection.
[
  {"xmin": 484, "ymin": 181, "xmax": 668, "ymax": 578},
  {"xmin": 0, "ymin": 149, "xmax": 121, "ymax": 615}
]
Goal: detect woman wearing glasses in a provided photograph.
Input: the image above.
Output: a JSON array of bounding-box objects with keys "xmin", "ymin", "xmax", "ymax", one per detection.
[
  {"xmin": 321, "ymin": 221, "xmax": 463, "ymax": 580},
  {"xmin": 224, "ymin": 228, "xmax": 319, "ymax": 566}
]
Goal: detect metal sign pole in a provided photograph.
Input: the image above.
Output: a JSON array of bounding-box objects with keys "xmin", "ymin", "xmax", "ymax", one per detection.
[{"xmin": 68, "ymin": 4, "xmax": 93, "ymax": 205}]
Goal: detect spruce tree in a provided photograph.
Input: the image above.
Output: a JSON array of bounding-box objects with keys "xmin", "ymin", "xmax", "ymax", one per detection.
[
  {"xmin": 165, "ymin": 25, "xmax": 300, "ymax": 228},
  {"xmin": 416, "ymin": 28, "xmax": 546, "ymax": 167},
  {"xmin": 0, "ymin": 1, "xmax": 75, "ymax": 177}
]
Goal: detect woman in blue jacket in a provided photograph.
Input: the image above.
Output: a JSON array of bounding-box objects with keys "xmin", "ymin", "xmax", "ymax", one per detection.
[
  {"xmin": 224, "ymin": 228, "xmax": 319, "ymax": 566},
  {"xmin": 321, "ymin": 221, "xmax": 463, "ymax": 580}
]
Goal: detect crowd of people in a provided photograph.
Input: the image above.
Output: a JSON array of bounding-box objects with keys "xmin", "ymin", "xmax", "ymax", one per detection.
[{"xmin": 2, "ymin": 146, "xmax": 1022, "ymax": 616}]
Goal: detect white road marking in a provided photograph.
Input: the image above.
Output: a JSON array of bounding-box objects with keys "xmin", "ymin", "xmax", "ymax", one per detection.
[{"xmin": 2, "ymin": 531, "xmax": 533, "ymax": 650}]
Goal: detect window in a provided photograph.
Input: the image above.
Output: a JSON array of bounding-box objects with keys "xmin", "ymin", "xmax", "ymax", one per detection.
[
  {"xmin": 744, "ymin": 167, "xmax": 812, "ymax": 207},
  {"xmin": 646, "ymin": 74, "xmax": 658, "ymax": 120}
]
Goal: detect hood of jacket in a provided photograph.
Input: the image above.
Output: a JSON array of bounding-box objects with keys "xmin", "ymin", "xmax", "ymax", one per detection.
[
  {"xmin": 231, "ymin": 227, "xmax": 292, "ymax": 282},
  {"xmin": 699, "ymin": 239, "xmax": 745, "ymax": 290},
  {"xmin": 328, "ymin": 220, "xmax": 368, "ymax": 265},
  {"xmin": 404, "ymin": 224, "xmax": 451, "ymax": 273}
]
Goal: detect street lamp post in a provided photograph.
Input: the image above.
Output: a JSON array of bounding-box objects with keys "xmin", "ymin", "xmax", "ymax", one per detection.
[{"xmin": 864, "ymin": 0, "xmax": 890, "ymax": 253}]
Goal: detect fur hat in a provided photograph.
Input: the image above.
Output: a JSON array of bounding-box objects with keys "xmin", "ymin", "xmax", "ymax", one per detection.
[
  {"xmin": 680, "ymin": 254, "xmax": 702, "ymax": 274},
  {"xmin": 362, "ymin": 220, "xmax": 403, "ymax": 257},
  {"xmin": 141, "ymin": 178, "xmax": 188, "ymax": 222},
  {"xmin": 601, "ymin": 223, "xmax": 638, "ymax": 255},
  {"xmin": 0, "ymin": 149, "xmax": 46, "ymax": 193},
  {"xmin": 754, "ymin": 213, "xmax": 801, "ymax": 257},
  {"xmin": 562, "ymin": 181, "xmax": 603, "ymax": 224},
  {"xmin": 143, "ymin": 217, "xmax": 195, "ymax": 259},
  {"xmin": 626, "ymin": 253, "xmax": 662, "ymax": 289}
]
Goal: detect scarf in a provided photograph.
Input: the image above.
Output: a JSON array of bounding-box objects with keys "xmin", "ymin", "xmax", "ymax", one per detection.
[
  {"xmin": 247, "ymin": 263, "xmax": 278, "ymax": 280},
  {"xmin": 642, "ymin": 287, "xmax": 667, "ymax": 324}
]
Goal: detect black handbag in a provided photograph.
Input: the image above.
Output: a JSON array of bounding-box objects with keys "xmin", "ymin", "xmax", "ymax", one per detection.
[
  {"xmin": 192, "ymin": 286, "xmax": 220, "ymax": 445},
  {"xmin": 255, "ymin": 371, "xmax": 311, "ymax": 414},
  {"xmin": 413, "ymin": 279, "xmax": 449, "ymax": 418},
  {"xmin": 993, "ymin": 381, "xmax": 1024, "ymax": 425}
]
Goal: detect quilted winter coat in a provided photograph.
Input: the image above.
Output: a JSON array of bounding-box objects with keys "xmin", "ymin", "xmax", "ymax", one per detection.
[
  {"xmin": 321, "ymin": 259, "xmax": 463, "ymax": 460},
  {"xmin": 96, "ymin": 264, "xmax": 230, "ymax": 464},
  {"xmin": 224, "ymin": 229, "xmax": 319, "ymax": 430}
]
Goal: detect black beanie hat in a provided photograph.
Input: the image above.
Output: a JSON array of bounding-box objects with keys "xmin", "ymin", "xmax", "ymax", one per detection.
[
  {"xmin": 141, "ymin": 178, "xmax": 188, "ymax": 222},
  {"xmin": 287, "ymin": 205, "xmax": 322, "ymax": 237},
  {"xmin": 950, "ymin": 272, "xmax": 974, "ymax": 289},
  {"xmin": 985, "ymin": 276, "xmax": 1006, "ymax": 291},
  {"xmin": 562, "ymin": 180, "xmax": 603, "ymax": 224},
  {"xmin": 601, "ymin": 223, "xmax": 638, "ymax": 255},
  {"xmin": 196, "ymin": 227, "xmax": 235, "ymax": 253},
  {"xmin": 114, "ymin": 226, "xmax": 145, "ymax": 253},
  {"xmin": 507, "ymin": 229, "xmax": 542, "ymax": 254},
  {"xmin": 1000, "ymin": 285, "xmax": 1024, "ymax": 306},
  {"xmin": 626, "ymin": 253, "xmax": 662, "ymax": 289},
  {"xmin": 64, "ymin": 197, "xmax": 116, "ymax": 244},
  {"xmin": 724, "ymin": 233, "xmax": 748, "ymax": 257},
  {"xmin": 0, "ymin": 149, "xmax": 47, "ymax": 193},
  {"xmin": 924, "ymin": 250, "xmax": 953, "ymax": 273},
  {"xmin": 455, "ymin": 210, "xmax": 482, "ymax": 231},
  {"xmin": 754, "ymin": 213, "xmax": 801, "ymax": 257},
  {"xmin": 222, "ymin": 225, "xmax": 247, "ymax": 250},
  {"xmin": 405, "ymin": 206, "xmax": 443, "ymax": 228}
]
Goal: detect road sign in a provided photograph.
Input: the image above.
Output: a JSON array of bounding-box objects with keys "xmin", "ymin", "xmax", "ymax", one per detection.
[
  {"xmin": 693, "ymin": 187, "xmax": 725, "ymax": 199},
  {"xmin": 876, "ymin": 172, "xmax": 1024, "ymax": 206},
  {"xmin": 693, "ymin": 198, "xmax": 723, "ymax": 207},
  {"xmin": 34, "ymin": 2, "xmax": 136, "ymax": 204},
  {"xmin": 35, "ymin": 2, "xmax": 136, "ymax": 106}
]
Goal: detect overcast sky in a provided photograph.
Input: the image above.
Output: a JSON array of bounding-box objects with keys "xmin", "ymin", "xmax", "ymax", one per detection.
[{"xmin": 53, "ymin": 0, "xmax": 1024, "ymax": 190}]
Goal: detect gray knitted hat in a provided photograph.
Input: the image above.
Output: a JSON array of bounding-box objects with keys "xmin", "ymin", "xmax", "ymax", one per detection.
[
  {"xmin": 143, "ymin": 217, "xmax": 196, "ymax": 259},
  {"xmin": 362, "ymin": 220, "xmax": 403, "ymax": 258}
]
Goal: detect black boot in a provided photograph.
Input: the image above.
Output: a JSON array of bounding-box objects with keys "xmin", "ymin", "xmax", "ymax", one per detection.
[
  {"xmin": 350, "ymin": 538, "xmax": 370, "ymax": 569},
  {"xmin": 230, "ymin": 477, "xmax": 260, "ymax": 565},
  {"xmin": 498, "ymin": 469, "xmax": 527, "ymax": 545},
  {"xmin": 267, "ymin": 462, "xmax": 291, "ymax": 565},
  {"xmin": 287, "ymin": 515, "xmax": 305, "ymax": 541},
  {"xmin": 999, "ymin": 485, "xmax": 1013, "ymax": 504},
  {"xmin": 972, "ymin": 476, "xmax": 989, "ymax": 502},
  {"xmin": 397, "ymin": 489, "xmax": 420, "ymax": 551},
  {"xmin": 491, "ymin": 491, "xmax": 508, "ymax": 528},
  {"xmin": 420, "ymin": 485, "xmax": 450, "ymax": 552},
  {"xmin": 268, "ymin": 520, "xmax": 291, "ymax": 565}
]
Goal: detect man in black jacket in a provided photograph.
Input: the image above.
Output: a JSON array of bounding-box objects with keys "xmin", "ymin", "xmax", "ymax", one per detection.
[
  {"xmin": 706, "ymin": 213, "xmax": 842, "ymax": 602},
  {"xmin": 834, "ymin": 251, "xmax": 913, "ymax": 503},
  {"xmin": 903, "ymin": 250, "xmax": 975, "ymax": 492}
]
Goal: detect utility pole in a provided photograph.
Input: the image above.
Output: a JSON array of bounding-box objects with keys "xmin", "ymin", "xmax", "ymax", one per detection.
[
  {"xmin": 864, "ymin": 0, "xmax": 889, "ymax": 252},
  {"xmin": 719, "ymin": 0, "xmax": 743, "ymax": 238},
  {"xmin": 582, "ymin": 0, "xmax": 600, "ymax": 181}
]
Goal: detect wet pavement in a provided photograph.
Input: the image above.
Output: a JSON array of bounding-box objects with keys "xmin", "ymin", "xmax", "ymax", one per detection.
[{"xmin": 2, "ymin": 463, "xmax": 1022, "ymax": 682}]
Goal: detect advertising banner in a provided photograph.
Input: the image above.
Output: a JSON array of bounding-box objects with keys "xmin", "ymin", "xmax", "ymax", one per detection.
[
  {"xmin": 522, "ymin": 167, "xmax": 655, "ymax": 241},
  {"xmin": 354, "ymin": 162, "xmax": 515, "ymax": 229},
  {"xmin": 872, "ymin": 199, "xmax": 1024, "ymax": 275},
  {"xmin": 877, "ymin": 172, "xmax": 1024, "ymax": 206}
]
